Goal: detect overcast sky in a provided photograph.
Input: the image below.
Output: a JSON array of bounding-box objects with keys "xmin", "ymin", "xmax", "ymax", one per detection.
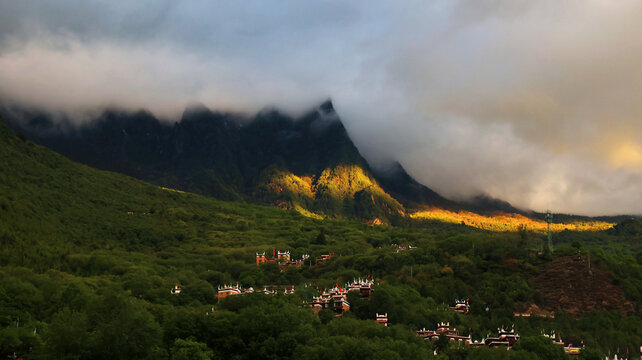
[{"xmin": 1, "ymin": 0, "xmax": 641, "ymax": 215}]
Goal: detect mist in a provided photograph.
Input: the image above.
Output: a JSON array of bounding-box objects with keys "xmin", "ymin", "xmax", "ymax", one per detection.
[{"xmin": 0, "ymin": 0, "xmax": 641, "ymax": 215}]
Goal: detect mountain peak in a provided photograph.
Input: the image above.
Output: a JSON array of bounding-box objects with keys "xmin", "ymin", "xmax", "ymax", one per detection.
[
  {"xmin": 374, "ymin": 161, "xmax": 407, "ymax": 180},
  {"xmin": 467, "ymin": 194, "xmax": 524, "ymax": 214},
  {"xmin": 319, "ymin": 99, "xmax": 336, "ymax": 115},
  {"xmin": 181, "ymin": 103, "xmax": 212, "ymax": 117}
]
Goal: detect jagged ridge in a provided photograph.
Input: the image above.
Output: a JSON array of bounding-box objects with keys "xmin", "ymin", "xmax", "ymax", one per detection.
[{"xmin": 3, "ymin": 101, "xmax": 406, "ymax": 221}]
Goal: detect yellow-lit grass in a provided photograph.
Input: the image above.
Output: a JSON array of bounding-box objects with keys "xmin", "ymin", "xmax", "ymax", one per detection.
[
  {"xmin": 293, "ymin": 204, "xmax": 324, "ymax": 220},
  {"xmin": 410, "ymin": 208, "xmax": 613, "ymax": 232}
]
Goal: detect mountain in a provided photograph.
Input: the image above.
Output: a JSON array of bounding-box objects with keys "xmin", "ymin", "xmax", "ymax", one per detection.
[
  {"xmin": 464, "ymin": 194, "xmax": 526, "ymax": 215},
  {"xmin": 4, "ymin": 113, "xmax": 641, "ymax": 360},
  {"xmin": 3, "ymin": 100, "xmax": 407, "ymax": 222},
  {"xmin": 0, "ymin": 114, "xmax": 289, "ymax": 259},
  {"xmin": 3, "ymin": 101, "xmax": 625, "ymax": 228},
  {"xmin": 608, "ymin": 218, "xmax": 642, "ymax": 237},
  {"xmin": 371, "ymin": 161, "xmax": 458, "ymax": 210}
]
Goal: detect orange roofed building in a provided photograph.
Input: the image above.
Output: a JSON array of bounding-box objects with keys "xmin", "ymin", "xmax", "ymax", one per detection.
[{"xmin": 256, "ymin": 250, "xmax": 291, "ymax": 265}]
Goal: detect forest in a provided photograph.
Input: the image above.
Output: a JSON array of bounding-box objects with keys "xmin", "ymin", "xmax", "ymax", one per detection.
[{"xmin": 1, "ymin": 120, "xmax": 642, "ymax": 359}]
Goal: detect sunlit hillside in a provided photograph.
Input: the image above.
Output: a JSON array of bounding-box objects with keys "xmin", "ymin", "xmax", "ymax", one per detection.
[
  {"xmin": 410, "ymin": 208, "xmax": 614, "ymax": 232},
  {"xmin": 255, "ymin": 164, "xmax": 405, "ymax": 220}
]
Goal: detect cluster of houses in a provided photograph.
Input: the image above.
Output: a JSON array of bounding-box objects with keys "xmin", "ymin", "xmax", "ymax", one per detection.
[
  {"xmin": 255, "ymin": 250, "xmax": 337, "ymax": 271},
  {"xmin": 216, "ymin": 283, "xmax": 297, "ymax": 300},
  {"xmin": 309, "ymin": 277, "xmax": 375, "ymax": 314},
  {"xmin": 171, "ymin": 283, "xmax": 254, "ymax": 299},
  {"xmin": 176, "ymin": 277, "xmax": 623, "ymax": 358},
  {"xmin": 255, "ymin": 250, "xmax": 310, "ymax": 271},
  {"xmin": 417, "ymin": 323, "xmax": 590, "ymax": 356},
  {"xmin": 310, "ymin": 285, "xmax": 351, "ymax": 313},
  {"xmin": 417, "ymin": 323, "xmax": 520, "ymax": 348}
]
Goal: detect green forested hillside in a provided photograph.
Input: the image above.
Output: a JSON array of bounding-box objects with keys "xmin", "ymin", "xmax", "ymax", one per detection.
[{"xmin": 1, "ymin": 119, "xmax": 642, "ymax": 360}]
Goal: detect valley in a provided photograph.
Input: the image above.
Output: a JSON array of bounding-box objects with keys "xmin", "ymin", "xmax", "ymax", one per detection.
[{"xmin": 1, "ymin": 116, "xmax": 641, "ymax": 359}]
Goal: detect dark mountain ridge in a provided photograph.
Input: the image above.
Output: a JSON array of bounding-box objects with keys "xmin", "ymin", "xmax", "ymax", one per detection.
[
  {"xmin": 3, "ymin": 100, "xmax": 632, "ymax": 224},
  {"xmin": 3, "ymin": 101, "xmax": 411, "ymax": 220},
  {"xmin": 371, "ymin": 161, "xmax": 457, "ymax": 210}
]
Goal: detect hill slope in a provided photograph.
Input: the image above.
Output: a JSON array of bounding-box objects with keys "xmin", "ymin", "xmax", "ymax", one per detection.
[
  {"xmin": 3, "ymin": 101, "xmax": 625, "ymax": 230},
  {"xmin": 0, "ymin": 116, "xmax": 328, "ymax": 268},
  {"xmin": 1, "ymin": 117, "xmax": 642, "ymax": 359},
  {"xmin": 5, "ymin": 101, "xmax": 405, "ymax": 221}
]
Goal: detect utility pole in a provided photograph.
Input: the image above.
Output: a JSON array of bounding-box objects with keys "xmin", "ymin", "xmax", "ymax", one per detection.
[
  {"xmin": 545, "ymin": 210, "xmax": 554, "ymax": 253},
  {"xmin": 588, "ymin": 254, "xmax": 591, "ymax": 275}
]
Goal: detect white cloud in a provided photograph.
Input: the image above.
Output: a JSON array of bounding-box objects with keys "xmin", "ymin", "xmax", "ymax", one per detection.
[{"xmin": 0, "ymin": 0, "xmax": 640, "ymax": 215}]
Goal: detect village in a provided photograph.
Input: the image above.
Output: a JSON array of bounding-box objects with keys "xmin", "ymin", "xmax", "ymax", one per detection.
[
  {"xmin": 206, "ymin": 277, "xmax": 589, "ymax": 356},
  {"xmin": 167, "ymin": 249, "xmax": 636, "ymax": 359},
  {"xmin": 415, "ymin": 322, "xmax": 584, "ymax": 356}
]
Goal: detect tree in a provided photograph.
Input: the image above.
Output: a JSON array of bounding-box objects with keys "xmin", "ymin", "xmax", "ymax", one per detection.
[
  {"xmin": 88, "ymin": 293, "xmax": 163, "ymax": 360},
  {"xmin": 314, "ymin": 229, "xmax": 327, "ymax": 245},
  {"xmin": 509, "ymin": 350, "xmax": 538, "ymax": 360},
  {"xmin": 435, "ymin": 333, "xmax": 450, "ymax": 353},
  {"xmin": 42, "ymin": 308, "xmax": 90, "ymax": 360},
  {"xmin": 171, "ymin": 338, "xmax": 215, "ymax": 360},
  {"xmin": 0, "ymin": 326, "xmax": 41, "ymax": 359},
  {"xmin": 318, "ymin": 309, "xmax": 334, "ymax": 324},
  {"xmin": 512, "ymin": 336, "xmax": 566, "ymax": 360},
  {"xmin": 579, "ymin": 348, "xmax": 603, "ymax": 360}
]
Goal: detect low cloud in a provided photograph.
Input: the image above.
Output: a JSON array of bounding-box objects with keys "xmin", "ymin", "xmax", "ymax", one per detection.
[{"xmin": 0, "ymin": 0, "xmax": 640, "ymax": 215}]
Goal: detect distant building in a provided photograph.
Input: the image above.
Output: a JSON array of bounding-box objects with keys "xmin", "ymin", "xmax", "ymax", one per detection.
[
  {"xmin": 417, "ymin": 323, "xmax": 520, "ymax": 348},
  {"xmin": 310, "ymin": 286, "xmax": 350, "ymax": 313},
  {"xmin": 317, "ymin": 253, "xmax": 335, "ymax": 264},
  {"xmin": 279, "ymin": 253, "xmax": 309, "ymax": 272},
  {"xmin": 376, "ymin": 313, "xmax": 388, "ymax": 326},
  {"xmin": 217, "ymin": 284, "xmax": 253, "ymax": 300},
  {"xmin": 417, "ymin": 323, "xmax": 471, "ymax": 343},
  {"xmin": 542, "ymin": 332, "xmax": 583, "ymax": 355},
  {"xmin": 261, "ymin": 287, "xmax": 276, "ymax": 295},
  {"xmin": 450, "ymin": 298, "xmax": 470, "ymax": 314},
  {"xmin": 277, "ymin": 250, "xmax": 291, "ymax": 262},
  {"xmin": 542, "ymin": 332, "xmax": 564, "ymax": 346},
  {"xmin": 171, "ymin": 284, "xmax": 182, "ymax": 295},
  {"xmin": 484, "ymin": 328, "xmax": 520, "ymax": 347},
  {"xmin": 346, "ymin": 277, "xmax": 374, "ymax": 297},
  {"xmin": 256, "ymin": 250, "xmax": 279, "ymax": 265},
  {"xmin": 256, "ymin": 252, "xmax": 269, "ymax": 265},
  {"xmin": 563, "ymin": 346, "xmax": 581, "ymax": 356}
]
